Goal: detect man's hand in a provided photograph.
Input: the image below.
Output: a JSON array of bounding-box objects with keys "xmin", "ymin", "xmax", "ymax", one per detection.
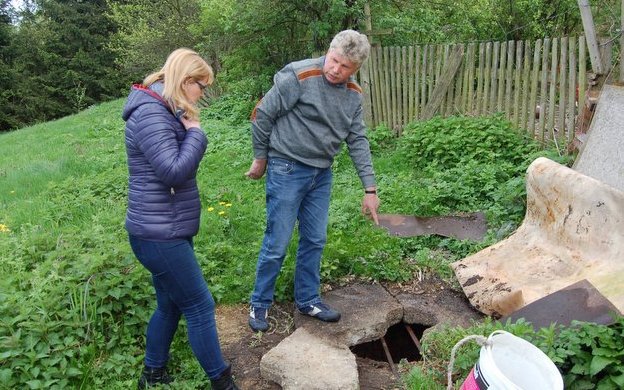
[
  {"xmin": 245, "ymin": 158, "xmax": 267, "ymax": 180},
  {"xmin": 361, "ymin": 188, "xmax": 380, "ymax": 225}
]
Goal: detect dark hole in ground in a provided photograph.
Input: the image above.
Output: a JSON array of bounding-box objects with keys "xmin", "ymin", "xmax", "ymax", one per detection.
[{"xmin": 350, "ymin": 322, "xmax": 429, "ymax": 363}]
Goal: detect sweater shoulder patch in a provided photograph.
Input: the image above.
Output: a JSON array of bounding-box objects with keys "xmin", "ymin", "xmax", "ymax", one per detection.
[
  {"xmin": 347, "ymin": 82, "xmax": 362, "ymax": 94},
  {"xmin": 297, "ymin": 68, "xmax": 323, "ymax": 81}
]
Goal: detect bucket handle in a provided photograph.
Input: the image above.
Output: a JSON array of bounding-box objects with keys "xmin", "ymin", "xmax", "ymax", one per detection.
[{"xmin": 447, "ymin": 335, "xmax": 492, "ymax": 390}]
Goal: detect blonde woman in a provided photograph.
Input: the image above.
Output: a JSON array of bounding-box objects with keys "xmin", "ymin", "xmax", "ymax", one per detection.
[{"xmin": 122, "ymin": 48, "xmax": 238, "ymax": 390}]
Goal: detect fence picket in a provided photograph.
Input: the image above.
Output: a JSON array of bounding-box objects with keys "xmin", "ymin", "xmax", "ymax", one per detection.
[
  {"xmin": 546, "ymin": 38, "xmax": 559, "ymax": 141},
  {"xmin": 538, "ymin": 38, "xmax": 551, "ymax": 143}
]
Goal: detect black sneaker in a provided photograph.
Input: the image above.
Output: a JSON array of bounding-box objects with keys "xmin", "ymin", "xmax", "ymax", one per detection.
[
  {"xmin": 298, "ymin": 302, "xmax": 341, "ymax": 322},
  {"xmin": 137, "ymin": 366, "xmax": 173, "ymax": 389},
  {"xmin": 248, "ymin": 306, "xmax": 269, "ymax": 332}
]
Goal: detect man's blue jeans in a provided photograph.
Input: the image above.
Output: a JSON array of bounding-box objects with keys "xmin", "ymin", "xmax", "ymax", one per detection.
[
  {"xmin": 129, "ymin": 235, "xmax": 228, "ymax": 380},
  {"xmin": 250, "ymin": 157, "xmax": 332, "ymax": 310}
]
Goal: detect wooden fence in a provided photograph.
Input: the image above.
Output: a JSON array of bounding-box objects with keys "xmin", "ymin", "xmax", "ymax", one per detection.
[{"xmin": 357, "ymin": 37, "xmax": 610, "ymax": 149}]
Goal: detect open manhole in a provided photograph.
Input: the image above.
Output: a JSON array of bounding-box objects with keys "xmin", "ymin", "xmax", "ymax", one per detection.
[{"xmin": 350, "ymin": 322, "xmax": 429, "ymax": 363}]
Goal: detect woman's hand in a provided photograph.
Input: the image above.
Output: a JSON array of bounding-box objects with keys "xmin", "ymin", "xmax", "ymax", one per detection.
[{"xmin": 180, "ymin": 116, "xmax": 200, "ymax": 130}]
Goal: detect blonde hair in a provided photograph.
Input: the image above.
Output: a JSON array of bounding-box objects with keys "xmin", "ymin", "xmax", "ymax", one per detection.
[{"xmin": 143, "ymin": 48, "xmax": 214, "ymax": 120}]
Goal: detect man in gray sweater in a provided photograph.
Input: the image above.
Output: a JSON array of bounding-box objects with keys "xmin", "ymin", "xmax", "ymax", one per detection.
[{"xmin": 246, "ymin": 30, "xmax": 380, "ymax": 332}]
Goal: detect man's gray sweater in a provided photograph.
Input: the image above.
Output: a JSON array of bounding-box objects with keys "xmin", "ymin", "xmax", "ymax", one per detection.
[{"xmin": 251, "ymin": 56, "xmax": 376, "ymax": 188}]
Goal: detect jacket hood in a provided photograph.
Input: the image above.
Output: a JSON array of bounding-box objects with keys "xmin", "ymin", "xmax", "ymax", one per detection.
[{"xmin": 122, "ymin": 82, "xmax": 169, "ymax": 121}]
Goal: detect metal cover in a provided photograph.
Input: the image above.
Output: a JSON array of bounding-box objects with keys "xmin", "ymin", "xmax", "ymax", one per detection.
[
  {"xmin": 501, "ymin": 279, "xmax": 622, "ymax": 329},
  {"xmin": 377, "ymin": 212, "xmax": 487, "ymax": 241}
]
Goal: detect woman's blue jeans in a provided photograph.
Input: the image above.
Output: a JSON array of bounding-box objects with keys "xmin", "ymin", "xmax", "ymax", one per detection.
[
  {"xmin": 128, "ymin": 235, "xmax": 228, "ymax": 379},
  {"xmin": 250, "ymin": 157, "xmax": 332, "ymax": 310}
]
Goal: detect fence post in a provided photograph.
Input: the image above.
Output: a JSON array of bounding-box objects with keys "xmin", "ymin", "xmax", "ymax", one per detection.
[{"xmin": 577, "ymin": 0, "xmax": 604, "ymax": 74}]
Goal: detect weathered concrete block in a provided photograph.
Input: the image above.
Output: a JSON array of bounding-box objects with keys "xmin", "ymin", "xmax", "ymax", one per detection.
[{"xmin": 452, "ymin": 157, "xmax": 624, "ymax": 316}]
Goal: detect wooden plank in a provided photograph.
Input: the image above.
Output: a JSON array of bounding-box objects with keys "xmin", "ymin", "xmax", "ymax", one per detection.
[
  {"xmin": 428, "ymin": 45, "xmax": 435, "ymax": 101},
  {"xmin": 567, "ymin": 38, "xmax": 577, "ymax": 146},
  {"xmin": 382, "ymin": 46, "xmax": 391, "ymax": 127},
  {"xmin": 577, "ymin": 0, "xmax": 604, "ymax": 73},
  {"xmin": 546, "ymin": 38, "xmax": 559, "ymax": 141},
  {"xmin": 558, "ymin": 37, "xmax": 568, "ymax": 138},
  {"xmin": 407, "ymin": 46, "xmax": 414, "ymax": 122},
  {"xmin": 497, "ymin": 41, "xmax": 507, "ymax": 112},
  {"xmin": 420, "ymin": 45, "xmax": 429, "ymax": 115},
  {"xmin": 483, "ymin": 42, "xmax": 492, "ymax": 115},
  {"xmin": 504, "ymin": 40, "xmax": 515, "ymax": 118},
  {"xmin": 538, "ymin": 38, "xmax": 551, "ymax": 143},
  {"xmin": 414, "ymin": 46, "xmax": 421, "ymax": 120},
  {"xmin": 513, "ymin": 41, "xmax": 523, "ymax": 128},
  {"xmin": 468, "ymin": 43, "xmax": 477, "ymax": 114},
  {"xmin": 475, "ymin": 43, "xmax": 485, "ymax": 114},
  {"xmin": 421, "ymin": 45, "xmax": 465, "ymax": 120},
  {"xmin": 402, "ymin": 46, "xmax": 409, "ymax": 129},
  {"xmin": 520, "ymin": 40, "xmax": 532, "ymax": 132},
  {"xmin": 490, "ymin": 41, "xmax": 500, "ymax": 113},
  {"xmin": 577, "ymin": 36, "xmax": 587, "ymax": 134},
  {"xmin": 390, "ymin": 47, "xmax": 397, "ymax": 131},
  {"xmin": 371, "ymin": 47, "xmax": 383, "ymax": 127},
  {"xmin": 444, "ymin": 44, "xmax": 453, "ymax": 116},
  {"xmin": 454, "ymin": 44, "xmax": 466, "ymax": 115},
  {"xmin": 360, "ymin": 54, "xmax": 373, "ymax": 125},
  {"xmin": 463, "ymin": 43, "xmax": 473, "ymax": 113},
  {"xmin": 528, "ymin": 39, "xmax": 542, "ymax": 136}
]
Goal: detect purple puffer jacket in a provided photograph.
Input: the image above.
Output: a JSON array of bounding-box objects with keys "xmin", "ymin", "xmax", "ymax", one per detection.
[{"xmin": 122, "ymin": 83, "xmax": 208, "ymax": 240}]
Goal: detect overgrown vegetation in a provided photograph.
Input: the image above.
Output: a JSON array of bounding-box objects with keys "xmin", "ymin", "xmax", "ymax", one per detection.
[{"xmin": 2, "ymin": 94, "xmax": 619, "ymax": 388}]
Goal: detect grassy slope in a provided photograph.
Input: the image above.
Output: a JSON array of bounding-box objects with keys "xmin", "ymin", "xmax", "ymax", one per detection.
[{"xmin": 0, "ymin": 100, "xmax": 566, "ymax": 387}]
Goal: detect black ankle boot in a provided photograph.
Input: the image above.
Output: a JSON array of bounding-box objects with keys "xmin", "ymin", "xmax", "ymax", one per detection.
[
  {"xmin": 210, "ymin": 364, "xmax": 239, "ymax": 390},
  {"xmin": 137, "ymin": 366, "xmax": 173, "ymax": 389}
]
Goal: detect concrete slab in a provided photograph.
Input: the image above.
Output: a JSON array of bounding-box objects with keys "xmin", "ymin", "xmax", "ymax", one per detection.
[
  {"xmin": 573, "ymin": 84, "xmax": 624, "ymax": 192},
  {"xmin": 260, "ymin": 327, "xmax": 359, "ymax": 390},
  {"xmin": 294, "ymin": 283, "xmax": 404, "ymax": 346}
]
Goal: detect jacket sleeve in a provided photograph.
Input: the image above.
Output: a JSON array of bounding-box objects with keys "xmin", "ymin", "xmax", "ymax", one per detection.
[
  {"xmin": 251, "ymin": 65, "xmax": 301, "ymax": 159},
  {"xmin": 133, "ymin": 104, "xmax": 208, "ymax": 187}
]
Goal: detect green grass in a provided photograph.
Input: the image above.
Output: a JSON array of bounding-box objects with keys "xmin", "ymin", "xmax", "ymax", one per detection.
[{"xmin": 0, "ymin": 101, "xmax": 571, "ymax": 388}]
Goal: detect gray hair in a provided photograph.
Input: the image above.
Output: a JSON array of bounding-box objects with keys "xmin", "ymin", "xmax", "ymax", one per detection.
[{"xmin": 328, "ymin": 30, "xmax": 370, "ymax": 65}]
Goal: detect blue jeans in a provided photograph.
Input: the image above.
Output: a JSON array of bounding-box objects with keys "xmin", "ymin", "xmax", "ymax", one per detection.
[
  {"xmin": 128, "ymin": 235, "xmax": 228, "ymax": 380},
  {"xmin": 250, "ymin": 157, "xmax": 332, "ymax": 310}
]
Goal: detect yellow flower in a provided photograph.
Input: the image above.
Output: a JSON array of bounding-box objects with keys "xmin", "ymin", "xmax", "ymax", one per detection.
[
  {"xmin": 225, "ymin": 203, "xmax": 232, "ymax": 207},
  {"xmin": 207, "ymin": 207, "xmax": 215, "ymax": 212},
  {"xmin": 218, "ymin": 211, "xmax": 226, "ymax": 216},
  {"xmin": 219, "ymin": 201, "xmax": 226, "ymax": 206},
  {"xmin": 0, "ymin": 224, "xmax": 10, "ymax": 233}
]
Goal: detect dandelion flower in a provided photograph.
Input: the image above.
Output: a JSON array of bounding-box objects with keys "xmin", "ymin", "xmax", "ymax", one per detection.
[
  {"xmin": 207, "ymin": 207, "xmax": 215, "ymax": 212},
  {"xmin": 225, "ymin": 203, "xmax": 232, "ymax": 207},
  {"xmin": 218, "ymin": 211, "xmax": 226, "ymax": 216},
  {"xmin": 219, "ymin": 201, "xmax": 226, "ymax": 206},
  {"xmin": 0, "ymin": 224, "xmax": 10, "ymax": 233}
]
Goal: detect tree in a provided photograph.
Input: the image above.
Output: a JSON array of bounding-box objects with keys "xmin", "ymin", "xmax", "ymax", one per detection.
[
  {"xmin": 2, "ymin": 0, "xmax": 128, "ymax": 130},
  {"xmin": 108, "ymin": 0, "xmax": 203, "ymax": 84}
]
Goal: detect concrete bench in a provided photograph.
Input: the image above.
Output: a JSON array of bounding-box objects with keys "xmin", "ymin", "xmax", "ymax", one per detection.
[{"xmin": 452, "ymin": 157, "xmax": 624, "ymax": 317}]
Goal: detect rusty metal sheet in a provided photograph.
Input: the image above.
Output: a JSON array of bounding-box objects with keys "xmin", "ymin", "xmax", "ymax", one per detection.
[
  {"xmin": 501, "ymin": 279, "xmax": 622, "ymax": 329},
  {"xmin": 377, "ymin": 212, "xmax": 487, "ymax": 241}
]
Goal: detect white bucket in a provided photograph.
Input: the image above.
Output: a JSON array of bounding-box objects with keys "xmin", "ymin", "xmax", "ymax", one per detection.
[{"xmin": 459, "ymin": 331, "xmax": 563, "ymax": 390}]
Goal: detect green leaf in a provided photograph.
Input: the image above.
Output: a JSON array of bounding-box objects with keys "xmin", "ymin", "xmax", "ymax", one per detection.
[{"xmin": 591, "ymin": 355, "xmax": 616, "ymax": 376}]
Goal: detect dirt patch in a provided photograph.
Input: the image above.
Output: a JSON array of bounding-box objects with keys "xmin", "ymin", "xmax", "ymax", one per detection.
[{"xmin": 216, "ymin": 276, "xmax": 478, "ymax": 390}]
